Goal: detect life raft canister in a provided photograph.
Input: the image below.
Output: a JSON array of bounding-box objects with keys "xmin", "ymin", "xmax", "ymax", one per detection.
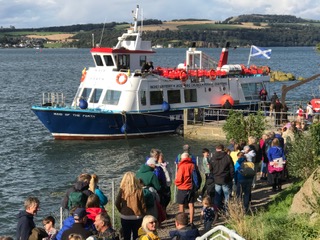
[
  {"xmin": 80, "ymin": 67, "xmax": 87, "ymax": 82},
  {"xmin": 116, "ymin": 73, "xmax": 128, "ymax": 85}
]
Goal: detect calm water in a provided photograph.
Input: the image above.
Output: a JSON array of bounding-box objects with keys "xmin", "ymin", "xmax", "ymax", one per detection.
[{"xmin": 0, "ymin": 47, "xmax": 319, "ymax": 236}]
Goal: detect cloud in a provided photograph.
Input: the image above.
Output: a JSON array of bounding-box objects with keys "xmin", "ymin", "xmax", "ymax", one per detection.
[{"xmin": 0, "ymin": 0, "xmax": 319, "ymax": 28}]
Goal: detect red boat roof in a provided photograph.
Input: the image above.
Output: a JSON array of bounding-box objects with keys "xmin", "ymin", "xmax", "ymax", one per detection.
[{"xmin": 90, "ymin": 47, "xmax": 155, "ymax": 54}]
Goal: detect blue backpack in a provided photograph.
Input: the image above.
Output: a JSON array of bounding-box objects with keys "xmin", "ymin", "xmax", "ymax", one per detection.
[{"xmin": 191, "ymin": 165, "xmax": 202, "ymax": 191}]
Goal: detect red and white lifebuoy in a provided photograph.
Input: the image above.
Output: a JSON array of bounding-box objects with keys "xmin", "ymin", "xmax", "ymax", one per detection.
[
  {"xmin": 116, "ymin": 73, "xmax": 128, "ymax": 85},
  {"xmin": 179, "ymin": 70, "xmax": 188, "ymax": 82},
  {"xmin": 209, "ymin": 69, "xmax": 216, "ymax": 80}
]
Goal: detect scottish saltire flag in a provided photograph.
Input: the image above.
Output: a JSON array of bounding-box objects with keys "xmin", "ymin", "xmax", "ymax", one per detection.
[{"xmin": 250, "ymin": 45, "xmax": 272, "ymax": 59}]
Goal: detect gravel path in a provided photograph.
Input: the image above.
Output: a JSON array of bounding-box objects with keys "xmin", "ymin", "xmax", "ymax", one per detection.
[{"xmin": 157, "ymin": 177, "xmax": 292, "ymax": 239}]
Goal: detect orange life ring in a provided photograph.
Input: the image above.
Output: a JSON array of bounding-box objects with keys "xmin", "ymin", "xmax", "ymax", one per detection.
[
  {"xmin": 209, "ymin": 69, "xmax": 216, "ymax": 80},
  {"xmin": 80, "ymin": 68, "xmax": 87, "ymax": 82},
  {"xmin": 179, "ymin": 70, "xmax": 188, "ymax": 82},
  {"xmin": 116, "ymin": 73, "xmax": 128, "ymax": 85}
]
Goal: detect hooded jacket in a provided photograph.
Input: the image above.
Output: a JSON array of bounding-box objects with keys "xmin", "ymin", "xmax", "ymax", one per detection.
[
  {"xmin": 16, "ymin": 210, "xmax": 35, "ymax": 240},
  {"xmin": 210, "ymin": 151, "xmax": 234, "ymax": 185},
  {"xmin": 136, "ymin": 164, "xmax": 161, "ymax": 191},
  {"xmin": 175, "ymin": 157, "xmax": 194, "ymax": 190}
]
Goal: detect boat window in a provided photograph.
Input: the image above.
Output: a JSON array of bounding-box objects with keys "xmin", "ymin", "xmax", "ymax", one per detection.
[
  {"xmin": 81, "ymin": 88, "xmax": 92, "ymax": 100},
  {"xmin": 168, "ymin": 90, "xmax": 181, "ymax": 104},
  {"xmin": 103, "ymin": 55, "xmax": 114, "ymax": 66},
  {"xmin": 102, "ymin": 90, "xmax": 121, "ymax": 105},
  {"xmin": 93, "ymin": 55, "xmax": 104, "ymax": 66},
  {"xmin": 140, "ymin": 91, "xmax": 147, "ymax": 106},
  {"xmin": 140, "ymin": 56, "xmax": 147, "ymax": 67},
  {"xmin": 89, "ymin": 88, "xmax": 103, "ymax": 103},
  {"xmin": 242, "ymin": 83, "xmax": 261, "ymax": 100},
  {"xmin": 184, "ymin": 89, "xmax": 197, "ymax": 102},
  {"xmin": 150, "ymin": 91, "xmax": 163, "ymax": 105},
  {"xmin": 117, "ymin": 54, "xmax": 130, "ymax": 70}
]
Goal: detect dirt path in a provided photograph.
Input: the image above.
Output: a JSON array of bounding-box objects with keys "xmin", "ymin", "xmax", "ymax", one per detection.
[{"xmin": 157, "ymin": 178, "xmax": 292, "ymax": 239}]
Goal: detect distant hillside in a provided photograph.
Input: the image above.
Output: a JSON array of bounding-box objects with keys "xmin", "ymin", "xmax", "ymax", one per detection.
[
  {"xmin": 1, "ymin": 14, "xmax": 320, "ymax": 48},
  {"xmin": 224, "ymin": 14, "xmax": 312, "ymax": 24}
]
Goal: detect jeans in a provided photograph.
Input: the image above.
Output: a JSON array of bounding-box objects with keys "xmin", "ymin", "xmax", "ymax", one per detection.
[
  {"xmin": 214, "ymin": 183, "xmax": 231, "ymax": 210},
  {"xmin": 121, "ymin": 218, "xmax": 143, "ymax": 240},
  {"xmin": 236, "ymin": 178, "xmax": 253, "ymax": 212},
  {"xmin": 204, "ymin": 220, "xmax": 213, "ymax": 233}
]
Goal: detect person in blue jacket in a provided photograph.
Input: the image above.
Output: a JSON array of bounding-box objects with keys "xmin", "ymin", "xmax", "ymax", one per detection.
[
  {"xmin": 267, "ymin": 138, "xmax": 286, "ymax": 191},
  {"xmin": 169, "ymin": 212, "xmax": 200, "ymax": 240},
  {"xmin": 234, "ymin": 152, "xmax": 254, "ymax": 213}
]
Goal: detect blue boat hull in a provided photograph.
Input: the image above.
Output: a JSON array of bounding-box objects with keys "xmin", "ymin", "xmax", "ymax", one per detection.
[{"xmin": 31, "ymin": 107, "xmax": 183, "ymax": 140}]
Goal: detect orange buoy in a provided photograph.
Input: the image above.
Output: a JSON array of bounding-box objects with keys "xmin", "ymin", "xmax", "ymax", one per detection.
[
  {"xmin": 116, "ymin": 73, "xmax": 128, "ymax": 85},
  {"xmin": 220, "ymin": 94, "xmax": 234, "ymax": 106}
]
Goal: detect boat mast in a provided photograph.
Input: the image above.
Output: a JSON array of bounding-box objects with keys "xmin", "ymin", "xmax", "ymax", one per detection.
[{"xmin": 133, "ymin": 5, "xmax": 139, "ymax": 33}]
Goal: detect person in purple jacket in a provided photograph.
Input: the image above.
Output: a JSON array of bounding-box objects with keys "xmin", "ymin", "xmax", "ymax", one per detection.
[{"xmin": 267, "ymin": 138, "xmax": 286, "ymax": 192}]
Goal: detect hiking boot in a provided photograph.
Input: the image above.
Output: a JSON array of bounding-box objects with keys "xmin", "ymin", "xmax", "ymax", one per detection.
[{"xmin": 197, "ymin": 196, "xmax": 202, "ymax": 203}]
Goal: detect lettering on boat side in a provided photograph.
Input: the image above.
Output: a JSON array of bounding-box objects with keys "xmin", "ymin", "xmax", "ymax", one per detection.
[
  {"xmin": 150, "ymin": 82, "xmax": 216, "ymax": 89},
  {"xmin": 53, "ymin": 113, "xmax": 63, "ymax": 116},
  {"xmin": 82, "ymin": 114, "xmax": 96, "ymax": 118}
]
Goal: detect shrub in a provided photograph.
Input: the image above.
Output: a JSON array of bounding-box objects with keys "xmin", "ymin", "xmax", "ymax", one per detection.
[
  {"xmin": 286, "ymin": 126, "xmax": 320, "ymax": 180},
  {"xmin": 222, "ymin": 110, "xmax": 266, "ymax": 143}
]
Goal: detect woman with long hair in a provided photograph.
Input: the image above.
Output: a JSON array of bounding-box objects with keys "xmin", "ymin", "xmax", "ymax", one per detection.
[
  {"xmin": 115, "ymin": 172, "xmax": 146, "ymax": 240},
  {"xmin": 89, "ymin": 174, "xmax": 108, "ymax": 208}
]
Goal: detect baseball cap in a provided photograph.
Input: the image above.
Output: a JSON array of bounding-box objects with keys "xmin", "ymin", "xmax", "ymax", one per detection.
[{"xmin": 73, "ymin": 208, "xmax": 87, "ymax": 219}]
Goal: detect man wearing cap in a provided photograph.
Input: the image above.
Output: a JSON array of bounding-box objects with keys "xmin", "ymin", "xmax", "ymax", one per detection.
[
  {"xmin": 136, "ymin": 157, "xmax": 161, "ymax": 191},
  {"xmin": 61, "ymin": 208, "xmax": 92, "ymax": 240}
]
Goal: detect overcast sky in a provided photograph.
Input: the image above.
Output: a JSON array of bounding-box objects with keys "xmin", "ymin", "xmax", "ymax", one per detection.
[{"xmin": 1, "ymin": 0, "xmax": 320, "ymax": 29}]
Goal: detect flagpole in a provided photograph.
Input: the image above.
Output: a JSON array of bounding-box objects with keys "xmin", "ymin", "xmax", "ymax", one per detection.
[{"xmin": 247, "ymin": 45, "xmax": 252, "ymax": 67}]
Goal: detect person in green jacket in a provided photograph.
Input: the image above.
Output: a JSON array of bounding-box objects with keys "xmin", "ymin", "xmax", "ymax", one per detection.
[{"xmin": 136, "ymin": 157, "xmax": 161, "ymax": 191}]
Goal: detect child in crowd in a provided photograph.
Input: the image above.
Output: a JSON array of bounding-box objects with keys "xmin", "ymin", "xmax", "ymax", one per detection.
[
  {"xmin": 200, "ymin": 196, "xmax": 217, "ymax": 233},
  {"xmin": 42, "ymin": 216, "xmax": 58, "ymax": 240}
]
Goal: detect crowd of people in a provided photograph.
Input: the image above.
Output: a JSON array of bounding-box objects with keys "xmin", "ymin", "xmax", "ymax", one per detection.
[{"xmin": 15, "ymin": 117, "xmax": 311, "ymax": 240}]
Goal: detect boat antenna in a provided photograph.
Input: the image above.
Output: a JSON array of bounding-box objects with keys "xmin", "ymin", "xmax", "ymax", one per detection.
[{"xmin": 99, "ymin": 18, "xmax": 107, "ymax": 46}]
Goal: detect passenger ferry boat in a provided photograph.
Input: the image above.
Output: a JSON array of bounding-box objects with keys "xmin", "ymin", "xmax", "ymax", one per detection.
[{"xmin": 31, "ymin": 5, "xmax": 270, "ymax": 140}]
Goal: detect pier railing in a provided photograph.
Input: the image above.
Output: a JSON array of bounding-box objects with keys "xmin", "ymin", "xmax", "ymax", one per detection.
[{"xmin": 186, "ymin": 100, "xmax": 310, "ymax": 126}]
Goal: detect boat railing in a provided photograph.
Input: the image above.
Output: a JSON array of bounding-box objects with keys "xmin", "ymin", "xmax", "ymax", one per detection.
[{"xmin": 41, "ymin": 92, "xmax": 65, "ymax": 107}]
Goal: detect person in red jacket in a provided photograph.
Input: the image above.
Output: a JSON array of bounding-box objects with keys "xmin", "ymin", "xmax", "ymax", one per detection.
[{"xmin": 175, "ymin": 153, "xmax": 195, "ymax": 224}]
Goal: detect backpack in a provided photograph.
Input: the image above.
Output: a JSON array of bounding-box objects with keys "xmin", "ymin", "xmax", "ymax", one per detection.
[
  {"xmin": 68, "ymin": 191, "xmax": 86, "ymax": 210},
  {"xmin": 142, "ymin": 187, "xmax": 155, "ymax": 209},
  {"xmin": 191, "ymin": 165, "xmax": 202, "ymax": 191},
  {"xmin": 240, "ymin": 161, "xmax": 256, "ymax": 177}
]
